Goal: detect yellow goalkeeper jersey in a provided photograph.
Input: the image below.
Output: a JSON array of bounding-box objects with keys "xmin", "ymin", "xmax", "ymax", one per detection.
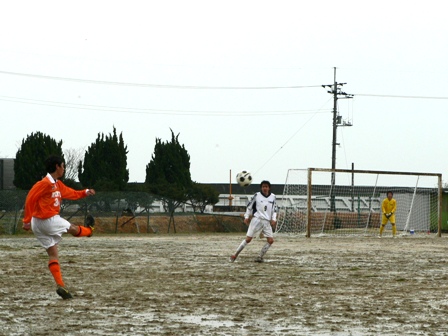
[{"xmin": 382, "ymin": 198, "xmax": 397, "ymax": 214}]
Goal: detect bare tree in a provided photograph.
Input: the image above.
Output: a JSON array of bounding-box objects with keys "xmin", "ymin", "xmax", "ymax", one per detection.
[{"xmin": 64, "ymin": 147, "xmax": 85, "ymax": 182}]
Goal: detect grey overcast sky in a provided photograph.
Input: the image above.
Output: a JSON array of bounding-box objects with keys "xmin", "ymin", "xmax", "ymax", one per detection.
[{"xmin": 1, "ymin": 0, "xmax": 447, "ymax": 186}]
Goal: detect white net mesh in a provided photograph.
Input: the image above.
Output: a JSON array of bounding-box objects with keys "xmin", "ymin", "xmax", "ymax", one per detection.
[{"xmin": 276, "ymin": 169, "xmax": 440, "ymax": 237}]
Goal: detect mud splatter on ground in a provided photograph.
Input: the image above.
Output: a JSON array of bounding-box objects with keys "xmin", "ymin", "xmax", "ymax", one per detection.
[{"xmin": 1, "ymin": 234, "xmax": 448, "ymax": 335}]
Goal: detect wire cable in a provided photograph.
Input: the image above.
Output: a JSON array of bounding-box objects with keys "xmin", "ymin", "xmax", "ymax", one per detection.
[
  {"xmin": 0, "ymin": 70, "xmax": 323, "ymax": 90},
  {"xmin": 253, "ymin": 98, "xmax": 333, "ymax": 175},
  {"xmin": 354, "ymin": 93, "xmax": 448, "ymax": 100},
  {"xmin": 0, "ymin": 95, "xmax": 331, "ymax": 116}
]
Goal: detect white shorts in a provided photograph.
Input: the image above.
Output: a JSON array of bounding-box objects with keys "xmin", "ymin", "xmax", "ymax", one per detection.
[
  {"xmin": 31, "ymin": 215, "xmax": 71, "ymax": 250},
  {"xmin": 246, "ymin": 217, "xmax": 273, "ymax": 238}
]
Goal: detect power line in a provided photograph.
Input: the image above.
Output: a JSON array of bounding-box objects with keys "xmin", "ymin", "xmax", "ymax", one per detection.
[
  {"xmin": 0, "ymin": 95, "xmax": 330, "ymax": 116},
  {"xmin": 254, "ymin": 97, "xmax": 333, "ymax": 175},
  {"xmin": 354, "ymin": 93, "xmax": 448, "ymax": 100},
  {"xmin": 0, "ymin": 70, "xmax": 323, "ymax": 90}
]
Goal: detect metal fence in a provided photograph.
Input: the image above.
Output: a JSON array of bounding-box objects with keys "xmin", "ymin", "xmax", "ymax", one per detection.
[{"xmin": 0, "ymin": 190, "xmax": 245, "ymax": 234}]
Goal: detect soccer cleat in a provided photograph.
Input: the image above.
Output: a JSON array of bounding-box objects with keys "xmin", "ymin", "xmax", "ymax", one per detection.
[
  {"xmin": 254, "ymin": 256, "xmax": 264, "ymax": 263},
  {"xmin": 377, "ymin": 235, "xmax": 382, "ymax": 238},
  {"xmin": 229, "ymin": 255, "xmax": 237, "ymax": 263},
  {"xmin": 56, "ymin": 286, "xmax": 73, "ymax": 300},
  {"xmin": 84, "ymin": 214, "xmax": 95, "ymax": 228},
  {"xmin": 84, "ymin": 214, "xmax": 95, "ymax": 237}
]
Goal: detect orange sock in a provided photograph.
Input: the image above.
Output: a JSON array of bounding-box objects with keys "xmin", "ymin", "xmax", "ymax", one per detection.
[
  {"xmin": 48, "ymin": 260, "xmax": 64, "ymax": 287},
  {"xmin": 75, "ymin": 226, "xmax": 93, "ymax": 237}
]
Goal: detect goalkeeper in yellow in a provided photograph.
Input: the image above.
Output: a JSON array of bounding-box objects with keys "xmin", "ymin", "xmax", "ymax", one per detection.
[{"xmin": 379, "ymin": 191, "xmax": 397, "ymax": 237}]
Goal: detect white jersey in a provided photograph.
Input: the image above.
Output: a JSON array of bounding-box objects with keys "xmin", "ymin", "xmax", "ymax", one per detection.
[{"xmin": 244, "ymin": 192, "xmax": 277, "ymax": 221}]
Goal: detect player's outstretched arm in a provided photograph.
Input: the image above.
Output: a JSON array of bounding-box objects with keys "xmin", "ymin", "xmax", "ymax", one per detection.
[
  {"xmin": 243, "ymin": 193, "xmax": 256, "ymax": 223},
  {"xmin": 86, "ymin": 189, "xmax": 96, "ymax": 196}
]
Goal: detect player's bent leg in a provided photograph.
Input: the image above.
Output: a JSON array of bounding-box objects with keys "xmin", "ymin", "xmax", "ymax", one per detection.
[
  {"xmin": 255, "ymin": 243, "xmax": 271, "ymax": 263},
  {"xmin": 69, "ymin": 224, "xmax": 93, "ymax": 237},
  {"xmin": 47, "ymin": 246, "xmax": 64, "ymax": 286},
  {"xmin": 236, "ymin": 239, "xmax": 249, "ymax": 255},
  {"xmin": 230, "ymin": 237, "xmax": 253, "ymax": 262},
  {"xmin": 67, "ymin": 215, "xmax": 95, "ymax": 237},
  {"xmin": 255, "ymin": 222, "xmax": 274, "ymax": 262},
  {"xmin": 46, "ymin": 244, "xmax": 59, "ymax": 260},
  {"xmin": 47, "ymin": 246, "xmax": 73, "ymax": 300},
  {"xmin": 391, "ymin": 223, "xmax": 397, "ymax": 237},
  {"xmin": 256, "ymin": 239, "xmax": 273, "ymax": 263},
  {"xmin": 46, "ymin": 244, "xmax": 72, "ymax": 298},
  {"xmin": 48, "ymin": 259, "xmax": 65, "ymax": 287},
  {"xmin": 47, "ymin": 245, "xmax": 65, "ymax": 287},
  {"xmin": 379, "ymin": 224, "xmax": 386, "ymax": 237},
  {"xmin": 380, "ymin": 215, "xmax": 388, "ymax": 236}
]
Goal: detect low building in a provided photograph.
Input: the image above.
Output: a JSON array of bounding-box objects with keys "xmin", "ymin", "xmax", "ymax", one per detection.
[{"xmin": 0, "ymin": 158, "xmax": 15, "ymax": 190}]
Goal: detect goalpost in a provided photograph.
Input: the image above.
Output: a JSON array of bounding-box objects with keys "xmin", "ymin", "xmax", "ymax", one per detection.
[{"xmin": 276, "ymin": 168, "xmax": 442, "ymax": 237}]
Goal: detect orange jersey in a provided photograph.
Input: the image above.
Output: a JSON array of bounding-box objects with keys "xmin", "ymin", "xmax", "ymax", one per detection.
[{"xmin": 23, "ymin": 174, "xmax": 88, "ymax": 223}]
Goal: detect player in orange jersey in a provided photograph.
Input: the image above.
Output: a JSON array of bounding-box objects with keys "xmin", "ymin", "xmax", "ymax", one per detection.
[{"xmin": 22, "ymin": 155, "xmax": 96, "ymax": 299}]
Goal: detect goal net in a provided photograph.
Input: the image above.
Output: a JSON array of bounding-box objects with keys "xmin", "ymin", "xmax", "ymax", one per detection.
[{"xmin": 276, "ymin": 168, "xmax": 442, "ymax": 237}]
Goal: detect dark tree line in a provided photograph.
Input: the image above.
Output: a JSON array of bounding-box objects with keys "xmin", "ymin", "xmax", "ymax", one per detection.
[
  {"xmin": 13, "ymin": 128, "xmax": 219, "ymax": 228},
  {"xmin": 14, "ymin": 131, "xmax": 64, "ymax": 190},
  {"xmin": 144, "ymin": 129, "xmax": 218, "ymax": 231},
  {"xmin": 78, "ymin": 127, "xmax": 129, "ymax": 191}
]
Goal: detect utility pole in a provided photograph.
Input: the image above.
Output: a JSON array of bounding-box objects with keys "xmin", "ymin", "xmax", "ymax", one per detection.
[
  {"xmin": 228, "ymin": 169, "xmax": 234, "ymax": 211},
  {"xmin": 322, "ymin": 67, "xmax": 353, "ymax": 212}
]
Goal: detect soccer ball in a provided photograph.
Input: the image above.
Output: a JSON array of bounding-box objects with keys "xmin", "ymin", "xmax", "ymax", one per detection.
[{"xmin": 236, "ymin": 171, "xmax": 252, "ymax": 187}]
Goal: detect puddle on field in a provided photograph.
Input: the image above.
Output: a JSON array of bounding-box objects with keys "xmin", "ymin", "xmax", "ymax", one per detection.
[{"xmin": 164, "ymin": 313, "xmax": 236, "ymax": 327}]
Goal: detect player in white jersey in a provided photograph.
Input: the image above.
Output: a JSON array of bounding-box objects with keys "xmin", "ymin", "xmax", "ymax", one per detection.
[{"xmin": 230, "ymin": 180, "xmax": 277, "ymax": 263}]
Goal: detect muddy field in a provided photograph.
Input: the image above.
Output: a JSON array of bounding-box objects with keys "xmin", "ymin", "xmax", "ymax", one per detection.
[{"xmin": 1, "ymin": 234, "xmax": 448, "ymax": 335}]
